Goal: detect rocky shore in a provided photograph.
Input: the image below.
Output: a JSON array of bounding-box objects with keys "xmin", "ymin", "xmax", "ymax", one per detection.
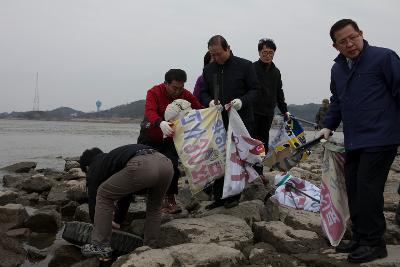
[{"xmin": 0, "ymin": 144, "xmax": 399, "ymax": 267}]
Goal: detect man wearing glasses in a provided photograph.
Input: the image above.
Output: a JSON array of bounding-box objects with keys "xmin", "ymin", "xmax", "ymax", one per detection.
[
  {"xmin": 319, "ymin": 19, "xmax": 400, "ymax": 263},
  {"xmin": 253, "ymin": 38, "xmax": 290, "ymax": 179}
]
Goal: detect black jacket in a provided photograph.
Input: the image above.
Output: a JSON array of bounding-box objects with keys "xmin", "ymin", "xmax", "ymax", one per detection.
[
  {"xmin": 86, "ymin": 144, "xmax": 150, "ymax": 223},
  {"xmin": 200, "ymin": 55, "xmax": 260, "ymax": 131},
  {"xmin": 253, "ymin": 60, "xmax": 287, "ymax": 116}
]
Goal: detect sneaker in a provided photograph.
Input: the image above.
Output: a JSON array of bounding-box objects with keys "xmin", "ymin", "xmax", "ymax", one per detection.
[
  {"xmin": 81, "ymin": 243, "xmax": 113, "ymax": 261},
  {"xmin": 161, "ymin": 195, "xmax": 182, "ymax": 214}
]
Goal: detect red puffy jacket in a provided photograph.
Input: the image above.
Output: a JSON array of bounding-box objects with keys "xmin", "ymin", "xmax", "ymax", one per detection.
[{"xmin": 141, "ymin": 83, "xmax": 204, "ymax": 143}]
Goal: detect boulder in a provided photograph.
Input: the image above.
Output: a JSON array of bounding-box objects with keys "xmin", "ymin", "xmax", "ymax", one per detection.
[
  {"xmin": 21, "ymin": 173, "xmax": 54, "ymax": 193},
  {"xmin": 61, "ymin": 201, "xmax": 79, "ymax": 217},
  {"xmin": 2, "ymin": 173, "xmax": 30, "ymax": 188},
  {"xmin": 200, "ymin": 200, "xmax": 266, "ymax": 226},
  {"xmin": 16, "ymin": 192, "xmax": 40, "ymax": 206},
  {"xmin": 264, "ymin": 198, "xmax": 323, "ymax": 236},
  {"xmin": 126, "ymin": 219, "xmax": 145, "ymax": 237},
  {"xmin": 1, "ymin": 161, "xmax": 36, "ymax": 173},
  {"xmin": 112, "ymin": 243, "xmax": 245, "ymax": 267},
  {"xmin": 0, "ymin": 204, "xmax": 28, "ymax": 233},
  {"xmin": 24, "ymin": 206, "xmax": 61, "ymax": 233},
  {"xmin": 74, "ymin": 203, "xmax": 91, "ymax": 223},
  {"xmin": 252, "ymin": 221, "xmax": 327, "ymax": 254},
  {"xmin": 6, "ymin": 228, "xmax": 31, "ymax": 238},
  {"xmin": 63, "ymin": 168, "xmax": 86, "ymax": 181},
  {"xmin": 159, "ymin": 214, "xmax": 253, "ymax": 249},
  {"xmin": 0, "ymin": 190, "xmax": 18, "ymax": 205},
  {"xmin": 47, "ymin": 180, "xmax": 87, "ymax": 205},
  {"xmin": 48, "ymin": 245, "xmax": 86, "ymax": 267},
  {"xmin": 64, "ymin": 160, "xmax": 81, "ymax": 172},
  {"xmin": 248, "ymin": 242, "xmax": 299, "ymax": 267},
  {"xmin": 240, "ymin": 178, "xmax": 268, "ymax": 202},
  {"xmin": 0, "ymin": 234, "xmax": 27, "ymax": 267}
]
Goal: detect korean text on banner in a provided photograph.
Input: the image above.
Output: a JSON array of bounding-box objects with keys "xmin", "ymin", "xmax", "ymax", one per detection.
[
  {"xmin": 173, "ymin": 106, "xmax": 226, "ymax": 194},
  {"xmin": 222, "ymin": 108, "xmax": 265, "ymax": 199},
  {"xmin": 321, "ymin": 141, "xmax": 349, "ymax": 246},
  {"xmin": 263, "ymin": 118, "xmax": 308, "ymax": 171}
]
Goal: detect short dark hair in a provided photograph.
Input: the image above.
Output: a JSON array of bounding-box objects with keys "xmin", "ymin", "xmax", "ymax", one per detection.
[
  {"xmin": 79, "ymin": 147, "xmax": 103, "ymax": 173},
  {"xmin": 208, "ymin": 35, "xmax": 229, "ymax": 51},
  {"xmin": 258, "ymin": 38, "xmax": 277, "ymax": 52},
  {"xmin": 164, "ymin": 69, "xmax": 187, "ymax": 84},
  {"xmin": 330, "ymin": 19, "xmax": 360, "ymax": 42},
  {"xmin": 203, "ymin": 51, "xmax": 212, "ymax": 67}
]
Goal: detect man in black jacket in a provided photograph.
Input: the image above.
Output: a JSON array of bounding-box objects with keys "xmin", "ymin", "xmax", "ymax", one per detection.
[
  {"xmin": 79, "ymin": 144, "xmax": 173, "ymax": 260},
  {"xmin": 200, "ymin": 35, "xmax": 260, "ymax": 210},
  {"xmin": 253, "ymin": 38, "xmax": 290, "ymax": 180},
  {"xmin": 253, "ymin": 38, "xmax": 289, "ymax": 146}
]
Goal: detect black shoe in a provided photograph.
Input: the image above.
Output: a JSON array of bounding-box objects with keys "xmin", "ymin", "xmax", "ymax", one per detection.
[
  {"xmin": 205, "ymin": 201, "xmax": 224, "ymax": 210},
  {"xmin": 335, "ymin": 240, "xmax": 359, "ymax": 253},
  {"xmin": 347, "ymin": 245, "xmax": 387, "ymax": 263},
  {"xmin": 224, "ymin": 199, "xmax": 239, "ymax": 209}
]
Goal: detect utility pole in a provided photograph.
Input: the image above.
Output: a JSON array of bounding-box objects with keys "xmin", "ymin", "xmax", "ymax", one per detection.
[{"xmin": 33, "ymin": 72, "xmax": 39, "ymax": 111}]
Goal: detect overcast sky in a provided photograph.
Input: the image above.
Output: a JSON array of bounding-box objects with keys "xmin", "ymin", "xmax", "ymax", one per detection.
[{"xmin": 0, "ymin": 0, "xmax": 399, "ymax": 113}]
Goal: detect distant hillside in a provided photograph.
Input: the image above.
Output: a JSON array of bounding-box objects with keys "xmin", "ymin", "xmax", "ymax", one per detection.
[
  {"xmin": 0, "ymin": 101, "xmax": 322, "ymax": 123},
  {"xmin": 287, "ymin": 103, "xmax": 320, "ymax": 123},
  {"xmin": 0, "ymin": 100, "xmax": 145, "ymax": 120},
  {"xmin": 81, "ymin": 100, "xmax": 145, "ymax": 119}
]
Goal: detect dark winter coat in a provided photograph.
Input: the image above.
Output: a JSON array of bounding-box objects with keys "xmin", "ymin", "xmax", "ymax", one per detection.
[
  {"xmin": 323, "ymin": 40, "xmax": 400, "ymax": 150},
  {"xmin": 253, "ymin": 60, "xmax": 288, "ymax": 116},
  {"xmin": 200, "ymin": 55, "xmax": 260, "ymax": 131}
]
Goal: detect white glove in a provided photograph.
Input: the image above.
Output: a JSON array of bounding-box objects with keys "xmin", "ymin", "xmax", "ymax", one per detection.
[
  {"xmin": 318, "ymin": 128, "xmax": 332, "ymax": 140},
  {"xmin": 230, "ymin": 99, "xmax": 242, "ymax": 110},
  {"xmin": 160, "ymin": 121, "xmax": 174, "ymax": 137},
  {"xmin": 209, "ymin": 100, "xmax": 220, "ymax": 107}
]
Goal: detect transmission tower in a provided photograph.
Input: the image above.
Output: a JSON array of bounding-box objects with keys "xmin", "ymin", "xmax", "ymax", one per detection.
[{"xmin": 33, "ymin": 72, "xmax": 40, "ymax": 111}]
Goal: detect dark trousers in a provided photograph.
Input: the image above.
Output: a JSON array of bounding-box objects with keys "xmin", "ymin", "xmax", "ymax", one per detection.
[
  {"xmin": 212, "ymin": 176, "xmax": 241, "ymax": 204},
  {"xmin": 253, "ymin": 113, "xmax": 274, "ymax": 146},
  {"xmin": 253, "ymin": 114, "xmax": 274, "ymax": 175},
  {"xmin": 344, "ymin": 148, "xmax": 397, "ymax": 246}
]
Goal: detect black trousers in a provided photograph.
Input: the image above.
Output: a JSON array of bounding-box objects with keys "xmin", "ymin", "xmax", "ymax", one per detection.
[
  {"xmin": 344, "ymin": 148, "xmax": 397, "ymax": 246},
  {"xmin": 253, "ymin": 113, "xmax": 274, "ymax": 146},
  {"xmin": 253, "ymin": 113, "xmax": 274, "ymax": 175}
]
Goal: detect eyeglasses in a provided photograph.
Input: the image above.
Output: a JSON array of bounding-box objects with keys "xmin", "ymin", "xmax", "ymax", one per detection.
[{"xmin": 336, "ymin": 33, "xmax": 361, "ymax": 47}]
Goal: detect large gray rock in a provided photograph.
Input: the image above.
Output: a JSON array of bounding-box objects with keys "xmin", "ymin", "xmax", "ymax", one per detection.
[
  {"xmin": 1, "ymin": 161, "xmax": 36, "ymax": 173},
  {"xmin": 0, "ymin": 204, "xmax": 28, "ymax": 233},
  {"xmin": 21, "ymin": 173, "xmax": 54, "ymax": 193},
  {"xmin": 0, "ymin": 234, "xmax": 27, "ymax": 267},
  {"xmin": 112, "ymin": 243, "xmax": 245, "ymax": 267},
  {"xmin": 0, "ymin": 190, "xmax": 18, "ymax": 205},
  {"xmin": 159, "ymin": 214, "xmax": 253, "ymax": 249},
  {"xmin": 2, "ymin": 173, "xmax": 30, "ymax": 188},
  {"xmin": 48, "ymin": 245, "xmax": 86, "ymax": 267},
  {"xmin": 200, "ymin": 200, "xmax": 266, "ymax": 226},
  {"xmin": 264, "ymin": 198, "xmax": 323, "ymax": 236},
  {"xmin": 47, "ymin": 180, "xmax": 87, "ymax": 205},
  {"xmin": 24, "ymin": 206, "xmax": 61, "ymax": 233},
  {"xmin": 240, "ymin": 178, "xmax": 268, "ymax": 202},
  {"xmin": 248, "ymin": 242, "xmax": 299, "ymax": 267},
  {"xmin": 63, "ymin": 168, "xmax": 86, "ymax": 181},
  {"xmin": 252, "ymin": 221, "xmax": 327, "ymax": 254},
  {"xmin": 64, "ymin": 160, "xmax": 81, "ymax": 172},
  {"xmin": 74, "ymin": 203, "xmax": 91, "ymax": 223}
]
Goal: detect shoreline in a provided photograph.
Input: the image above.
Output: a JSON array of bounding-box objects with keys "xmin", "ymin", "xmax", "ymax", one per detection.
[{"xmin": 0, "ymin": 117, "xmax": 142, "ymax": 124}]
